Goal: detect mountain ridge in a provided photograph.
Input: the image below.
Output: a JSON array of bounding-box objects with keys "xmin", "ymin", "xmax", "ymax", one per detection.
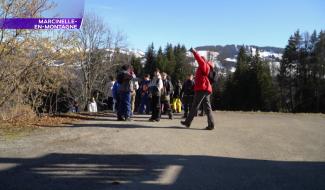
[{"xmin": 194, "ymin": 44, "xmax": 283, "ymax": 71}]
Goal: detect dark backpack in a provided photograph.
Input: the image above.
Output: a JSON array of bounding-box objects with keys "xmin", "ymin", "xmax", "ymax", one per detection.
[
  {"xmin": 150, "ymin": 78, "xmax": 161, "ymax": 96},
  {"xmin": 167, "ymin": 80, "xmax": 173, "ymax": 95},
  {"xmin": 208, "ymin": 67, "xmax": 218, "ymax": 85},
  {"xmin": 141, "ymin": 82, "xmax": 149, "ymax": 93},
  {"xmin": 116, "ymin": 72, "xmax": 124, "ymax": 84},
  {"xmin": 184, "ymin": 80, "xmax": 194, "ymax": 95}
]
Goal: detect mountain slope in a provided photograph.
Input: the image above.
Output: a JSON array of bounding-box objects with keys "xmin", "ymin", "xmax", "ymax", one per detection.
[{"xmin": 195, "ymin": 44, "xmax": 283, "ymax": 70}]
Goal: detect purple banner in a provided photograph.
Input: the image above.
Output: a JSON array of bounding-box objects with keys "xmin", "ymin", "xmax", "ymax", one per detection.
[{"xmin": 0, "ymin": 18, "xmax": 83, "ymax": 30}]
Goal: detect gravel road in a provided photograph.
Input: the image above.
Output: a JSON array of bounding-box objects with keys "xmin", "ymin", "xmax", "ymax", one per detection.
[{"xmin": 0, "ymin": 111, "xmax": 324, "ymax": 190}]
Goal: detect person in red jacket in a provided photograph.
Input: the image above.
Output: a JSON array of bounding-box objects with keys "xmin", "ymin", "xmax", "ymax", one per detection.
[{"xmin": 181, "ymin": 48, "xmax": 215, "ymax": 130}]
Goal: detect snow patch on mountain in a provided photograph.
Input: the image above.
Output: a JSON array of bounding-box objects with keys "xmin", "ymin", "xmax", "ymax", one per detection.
[
  {"xmin": 112, "ymin": 48, "xmax": 145, "ymax": 58},
  {"xmin": 250, "ymin": 47, "xmax": 282, "ymax": 59},
  {"xmin": 129, "ymin": 49, "xmax": 145, "ymax": 58},
  {"xmin": 225, "ymin": 58, "xmax": 237, "ymax": 62},
  {"xmin": 187, "ymin": 50, "xmax": 221, "ymax": 68}
]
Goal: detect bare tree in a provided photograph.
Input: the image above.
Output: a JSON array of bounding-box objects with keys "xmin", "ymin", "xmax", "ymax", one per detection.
[
  {"xmin": 0, "ymin": 0, "xmax": 54, "ymax": 107},
  {"xmin": 0, "ymin": 2, "xmax": 128, "ymax": 118},
  {"xmin": 71, "ymin": 13, "xmax": 127, "ymax": 107},
  {"xmin": 0, "ymin": 0, "xmax": 77, "ymax": 116}
]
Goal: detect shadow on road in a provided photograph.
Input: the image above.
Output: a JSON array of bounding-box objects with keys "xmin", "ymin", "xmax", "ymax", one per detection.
[
  {"xmin": 41, "ymin": 122, "xmax": 202, "ymax": 130},
  {"xmin": 0, "ymin": 154, "xmax": 324, "ymax": 190},
  {"xmin": 77, "ymin": 112, "xmax": 184, "ymax": 120},
  {"xmin": 40, "ymin": 112, "xmax": 203, "ymax": 130}
]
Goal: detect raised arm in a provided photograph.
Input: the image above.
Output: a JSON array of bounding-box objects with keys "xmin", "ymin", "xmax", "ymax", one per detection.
[{"xmin": 190, "ymin": 48, "xmax": 209, "ymax": 75}]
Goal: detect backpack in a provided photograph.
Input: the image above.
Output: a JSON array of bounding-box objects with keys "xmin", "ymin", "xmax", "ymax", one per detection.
[
  {"xmin": 184, "ymin": 80, "xmax": 194, "ymax": 95},
  {"xmin": 208, "ymin": 66, "xmax": 218, "ymax": 85},
  {"xmin": 150, "ymin": 78, "xmax": 161, "ymax": 96},
  {"xmin": 161, "ymin": 80, "xmax": 173, "ymax": 100},
  {"xmin": 116, "ymin": 72, "xmax": 124, "ymax": 84},
  {"xmin": 142, "ymin": 83, "xmax": 149, "ymax": 92},
  {"xmin": 166, "ymin": 80, "xmax": 173, "ymax": 96},
  {"xmin": 112, "ymin": 82, "xmax": 120, "ymax": 99}
]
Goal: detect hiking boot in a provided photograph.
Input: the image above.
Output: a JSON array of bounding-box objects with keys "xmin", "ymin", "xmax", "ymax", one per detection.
[
  {"xmin": 168, "ymin": 113, "xmax": 173, "ymax": 120},
  {"xmin": 205, "ymin": 126, "xmax": 214, "ymax": 130},
  {"xmin": 149, "ymin": 118, "xmax": 157, "ymax": 122},
  {"xmin": 180, "ymin": 121, "xmax": 190, "ymax": 128},
  {"xmin": 117, "ymin": 117, "xmax": 125, "ymax": 121},
  {"xmin": 125, "ymin": 117, "xmax": 132, "ymax": 121}
]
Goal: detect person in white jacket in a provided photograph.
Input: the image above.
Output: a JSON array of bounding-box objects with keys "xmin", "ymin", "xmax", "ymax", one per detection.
[
  {"xmin": 88, "ymin": 97, "xmax": 98, "ymax": 113},
  {"xmin": 130, "ymin": 76, "xmax": 139, "ymax": 115},
  {"xmin": 149, "ymin": 69, "xmax": 163, "ymax": 122},
  {"xmin": 107, "ymin": 76, "xmax": 115, "ymax": 111}
]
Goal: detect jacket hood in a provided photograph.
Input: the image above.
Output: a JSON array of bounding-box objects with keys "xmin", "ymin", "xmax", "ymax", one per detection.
[
  {"xmin": 201, "ymin": 56, "xmax": 214, "ymax": 68},
  {"xmin": 206, "ymin": 60, "xmax": 214, "ymax": 68}
]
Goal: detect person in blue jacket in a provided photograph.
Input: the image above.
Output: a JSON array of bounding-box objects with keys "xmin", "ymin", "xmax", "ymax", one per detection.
[
  {"xmin": 138, "ymin": 74, "xmax": 151, "ymax": 114},
  {"xmin": 116, "ymin": 65, "xmax": 134, "ymax": 121},
  {"xmin": 112, "ymin": 79, "xmax": 120, "ymax": 113}
]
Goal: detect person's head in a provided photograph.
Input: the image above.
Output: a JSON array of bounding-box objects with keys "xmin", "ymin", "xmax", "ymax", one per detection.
[
  {"xmin": 144, "ymin": 74, "xmax": 150, "ymax": 80},
  {"xmin": 121, "ymin": 64, "xmax": 131, "ymax": 72},
  {"xmin": 161, "ymin": 72, "xmax": 167, "ymax": 80},
  {"xmin": 187, "ymin": 74, "xmax": 194, "ymax": 80},
  {"xmin": 92, "ymin": 97, "xmax": 95, "ymax": 102},
  {"xmin": 154, "ymin": 68, "xmax": 160, "ymax": 76}
]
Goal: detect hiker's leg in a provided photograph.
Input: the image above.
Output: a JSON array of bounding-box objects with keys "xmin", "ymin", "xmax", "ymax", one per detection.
[
  {"xmin": 183, "ymin": 96, "xmax": 189, "ymax": 117},
  {"xmin": 131, "ymin": 93, "xmax": 135, "ymax": 114},
  {"xmin": 176, "ymin": 98, "xmax": 182, "ymax": 113},
  {"xmin": 151, "ymin": 95, "xmax": 156, "ymax": 119},
  {"xmin": 156, "ymin": 96, "xmax": 161, "ymax": 120},
  {"xmin": 151, "ymin": 95, "xmax": 160, "ymax": 119},
  {"xmin": 120, "ymin": 92, "xmax": 127, "ymax": 118},
  {"xmin": 203, "ymin": 93, "xmax": 215, "ymax": 128},
  {"xmin": 172, "ymin": 99, "xmax": 176, "ymax": 112},
  {"xmin": 146, "ymin": 96, "xmax": 151, "ymax": 114},
  {"xmin": 125, "ymin": 92, "xmax": 131, "ymax": 118},
  {"xmin": 165, "ymin": 97, "xmax": 173, "ymax": 119},
  {"xmin": 184, "ymin": 91, "xmax": 205, "ymax": 126},
  {"xmin": 117, "ymin": 93, "xmax": 123, "ymax": 119},
  {"xmin": 139, "ymin": 96, "xmax": 145, "ymax": 114}
]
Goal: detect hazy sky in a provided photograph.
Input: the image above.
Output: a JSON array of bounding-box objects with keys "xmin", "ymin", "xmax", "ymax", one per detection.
[{"xmin": 85, "ymin": 0, "xmax": 324, "ymax": 51}]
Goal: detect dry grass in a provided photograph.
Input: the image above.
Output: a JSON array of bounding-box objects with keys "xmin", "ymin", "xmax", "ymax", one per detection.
[
  {"xmin": 0, "ymin": 106, "xmax": 96, "ymax": 129},
  {"xmin": 0, "ymin": 105, "xmax": 36, "ymax": 124},
  {"xmin": 0, "ymin": 111, "xmax": 96, "ymax": 140}
]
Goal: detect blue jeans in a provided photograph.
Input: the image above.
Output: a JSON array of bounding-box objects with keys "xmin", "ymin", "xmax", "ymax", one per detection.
[
  {"xmin": 117, "ymin": 92, "xmax": 131, "ymax": 118},
  {"xmin": 139, "ymin": 93, "xmax": 149, "ymax": 114}
]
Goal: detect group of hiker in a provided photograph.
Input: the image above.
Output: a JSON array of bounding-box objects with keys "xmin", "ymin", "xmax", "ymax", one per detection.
[{"xmin": 106, "ymin": 48, "xmax": 215, "ymax": 130}]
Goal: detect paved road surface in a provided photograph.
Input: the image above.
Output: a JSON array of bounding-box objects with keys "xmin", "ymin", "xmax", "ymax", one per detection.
[{"xmin": 0, "ymin": 111, "xmax": 324, "ymax": 190}]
